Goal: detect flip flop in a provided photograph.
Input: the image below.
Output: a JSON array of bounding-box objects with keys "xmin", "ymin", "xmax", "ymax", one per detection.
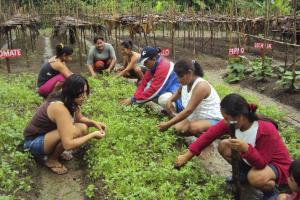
[
  {"xmin": 44, "ymin": 161, "xmax": 68, "ymax": 175},
  {"xmin": 47, "ymin": 165, "xmax": 68, "ymax": 175}
]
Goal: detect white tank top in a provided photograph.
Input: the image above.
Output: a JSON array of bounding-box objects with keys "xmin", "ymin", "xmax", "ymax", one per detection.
[{"xmin": 181, "ymin": 77, "xmax": 223, "ymax": 121}]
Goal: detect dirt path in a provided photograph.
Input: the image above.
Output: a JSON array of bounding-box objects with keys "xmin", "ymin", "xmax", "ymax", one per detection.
[
  {"xmin": 205, "ymin": 68, "xmax": 300, "ymax": 128},
  {"xmin": 35, "ymin": 155, "xmax": 86, "ymax": 200}
]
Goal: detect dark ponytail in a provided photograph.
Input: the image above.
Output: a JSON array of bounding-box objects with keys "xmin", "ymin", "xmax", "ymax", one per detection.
[
  {"xmin": 56, "ymin": 43, "xmax": 74, "ymax": 58},
  {"xmin": 220, "ymin": 93, "xmax": 278, "ymax": 129},
  {"xmin": 121, "ymin": 40, "xmax": 133, "ymax": 49},
  {"xmin": 174, "ymin": 59, "xmax": 204, "ymax": 77}
]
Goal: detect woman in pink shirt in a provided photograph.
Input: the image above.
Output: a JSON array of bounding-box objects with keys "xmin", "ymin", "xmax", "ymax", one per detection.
[{"xmin": 174, "ymin": 93, "xmax": 292, "ymax": 199}]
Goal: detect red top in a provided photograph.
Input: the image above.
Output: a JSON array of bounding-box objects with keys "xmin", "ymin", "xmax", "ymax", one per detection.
[{"xmin": 189, "ymin": 119, "xmax": 292, "ymax": 185}]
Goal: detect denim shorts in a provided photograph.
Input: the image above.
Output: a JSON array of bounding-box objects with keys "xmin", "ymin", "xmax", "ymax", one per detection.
[
  {"xmin": 207, "ymin": 119, "xmax": 220, "ymax": 126},
  {"xmin": 24, "ymin": 134, "xmax": 45, "ymax": 155}
]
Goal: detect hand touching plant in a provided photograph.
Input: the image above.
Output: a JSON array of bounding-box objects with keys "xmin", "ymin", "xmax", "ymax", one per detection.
[
  {"xmin": 120, "ymin": 98, "xmax": 132, "ymax": 106},
  {"xmin": 229, "ymin": 138, "xmax": 249, "ymax": 153},
  {"xmin": 157, "ymin": 121, "xmax": 171, "ymax": 132},
  {"xmin": 175, "ymin": 150, "xmax": 194, "ymax": 168}
]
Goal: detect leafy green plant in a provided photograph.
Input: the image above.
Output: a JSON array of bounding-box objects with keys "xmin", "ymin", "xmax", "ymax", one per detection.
[
  {"xmin": 224, "ymin": 56, "xmax": 248, "ymax": 83},
  {"xmin": 277, "ymin": 68, "xmax": 300, "ymax": 91},
  {"xmin": 85, "ymin": 184, "xmax": 96, "ymax": 199},
  {"xmin": 248, "ymin": 57, "xmax": 273, "ymax": 81}
]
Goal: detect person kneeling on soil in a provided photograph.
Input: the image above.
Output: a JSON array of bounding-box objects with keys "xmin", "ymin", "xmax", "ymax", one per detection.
[
  {"xmin": 116, "ymin": 40, "xmax": 144, "ymax": 82},
  {"xmin": 120, "ymin": 46, "xmax": 183, "ymax": 111},
  {"xmin": 87, "ymin": 36, "xmax": 117, "ymax": 76},
  {"xmin": 277, "ymin": 160, "xmax": 300, "ymax": 200},
  {"xmin": 37, "ymin": 43, "xmax": 74, "ymax": 97},
  {"xmin": 158, "ymin": 59, "xmax": 222, "ymax": 136},
  {"xmin": 24, "ymin": 74, "xmax": 106, "ymax": 175},
  {"xmin": 175, "ymin": 93, "xmax": 292, "ymax": 199}
]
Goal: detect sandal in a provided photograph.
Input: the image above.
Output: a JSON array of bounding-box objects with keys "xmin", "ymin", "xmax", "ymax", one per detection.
[
  {"xmin": 47, "ymin": 165, "xmax": 68, "ymax": 175},
  {"xmin": 44, "ymin": 161, "xmax": 68, "ymax": 175}
]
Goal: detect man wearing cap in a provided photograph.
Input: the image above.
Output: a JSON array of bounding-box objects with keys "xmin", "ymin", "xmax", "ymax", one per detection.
[
  {"xmin": 87, "ymin": 36, "xmax": 117, "ymax": 76},
  {"xmin": 121, "ymin": 46, "xmax": 183, "ymax": 113}
]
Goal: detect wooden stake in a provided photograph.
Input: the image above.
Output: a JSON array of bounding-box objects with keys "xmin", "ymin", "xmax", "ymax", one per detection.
[{"xmin": 291, "ymin": 0, "xmax": 297, "ymax": 91}]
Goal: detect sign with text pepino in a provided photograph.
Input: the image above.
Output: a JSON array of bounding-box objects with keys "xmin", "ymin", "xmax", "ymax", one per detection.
[
  {"xmin": 228, "ymin": 47, "xmax": 245, "ymax": 56},
  {"xmin": 160, "ymin": 48, "xmax": 170, "ymax": 56},
  {"xmin": 0, "ymin": 49, "xmax": 22, "ymax": 58}
]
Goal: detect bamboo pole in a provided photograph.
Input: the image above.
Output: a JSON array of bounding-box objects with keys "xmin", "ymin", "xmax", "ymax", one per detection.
[
  {"xmin": 5, "ymin": 30, "xmax": 11, "ymax": 73},
  {"xmin": 291, "ymin": 0, "xmax": 297, "ymax": 91},
  {"xmin": 261, "ymin": 0, "xmax": 270, "ymax": 81}
]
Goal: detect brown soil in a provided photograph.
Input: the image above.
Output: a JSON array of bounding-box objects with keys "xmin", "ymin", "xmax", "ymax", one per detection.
[{"xmin": 121, "ymin": 35, "xmax": 300, "ymax": 112}]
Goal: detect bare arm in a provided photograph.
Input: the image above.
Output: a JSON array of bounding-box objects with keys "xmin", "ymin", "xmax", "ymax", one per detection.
[
  {"xmin": 52, "ymin": 61, "xmax": 73, "ymax": 78},
  {"xmin": 87, "ymin": 64, "xmax": 97, "ymax": 77},
  {"xmin": 48, "ymin": 103, "xmax": 103, "ymax": 150},
  {"xmin": 118, "ymin": 54, "xmax": 138, "ymax": 76},
  {"xmin": 159, "ymin": 82, "xmax": 210, "ymax": 130},
  {"xmin": 75, "ymin": 108, "xmax": 106, "ymax": 130}
]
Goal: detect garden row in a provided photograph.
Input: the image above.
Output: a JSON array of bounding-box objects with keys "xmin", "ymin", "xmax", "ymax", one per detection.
[{"xmin": 0, "ymin": 73, "xmax": 299, "ymax": 199}]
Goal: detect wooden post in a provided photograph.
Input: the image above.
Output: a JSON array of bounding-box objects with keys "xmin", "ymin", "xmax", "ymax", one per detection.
[
  {"xmin": 5, "ymin": 30, "xmax": 11, "ymax": 73},
  {"xmin": 21, "ymin": 25, "xmax": 30, "ymax": 68},
  {"xmin": 230, "ymin": 121, "xmax": 241, "ymax": 200},
  {"xmin": 291, "ymin": 0, "xmax": 297, "ymax": 91},
  {"xmin": 183, "ymin": 23, "xmax": 186, "ymax": 48},
  {"xmin": 193, "ymin": 21, "xmax": 196, "ymax": 55},
  {"xmin": 75, "ymin": 27, "xmax": 83, "ymax": 68},
  {"xmin": 261, "ymin": 0, "xmax": 270, "ymax": 81}
]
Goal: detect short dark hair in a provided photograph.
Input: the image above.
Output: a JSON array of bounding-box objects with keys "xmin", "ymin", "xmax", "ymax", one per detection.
[
  {"xmin": 289, "ymin": 160, "xmax": 300, "ymax": 186},
  {"xmin": 94, "ymin": 36, "xmax": 104, "ymax": 44}
]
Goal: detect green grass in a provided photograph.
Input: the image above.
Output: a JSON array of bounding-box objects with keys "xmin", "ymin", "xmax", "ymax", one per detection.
[{"xmin": 0, "ymin": 73, "xmax": 299, "ymax": 199}]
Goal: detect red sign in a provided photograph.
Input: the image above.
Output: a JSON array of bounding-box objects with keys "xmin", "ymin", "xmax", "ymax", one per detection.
[
  {"xmin": 160, "ymin": 48, "xmax": 170, "ymax": 56},
  {"xmin": 0, "ymin": 49, "xmax": 22, "ymax": 58},
  {"xmin": 254, "ymin": 43, "xmax": 272, "ymax": 49},
  {"xmin": 228, "ymin": 48, "xmax": 245, "ymax": 56}
]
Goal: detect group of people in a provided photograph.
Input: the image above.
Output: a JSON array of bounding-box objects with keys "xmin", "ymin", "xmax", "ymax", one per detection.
[{"xmin": 23, "ymin": 36, "xmax": 299, "ymax": 199}]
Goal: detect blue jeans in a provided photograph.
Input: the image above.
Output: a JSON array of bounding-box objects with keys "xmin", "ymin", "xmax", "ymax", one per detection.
[{"xmin": 24, "ymin": 134, "xmax": 45, "ymax": 155}]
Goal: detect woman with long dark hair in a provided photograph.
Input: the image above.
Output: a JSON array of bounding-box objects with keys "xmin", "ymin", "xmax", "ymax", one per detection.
[
  {"xmin": 37, "ymin": 43, "xmax": 74, "ymax": 97},
  {"xmin": 24, "ymin": 74, "xmax": 106, "ymax": 174},
  {"xmin": 175, "ymin": 93, "xmax": 292, "ymax": 199},
  {"xmin": 158, "ymin": 59, "xmax": 222, "ymax": 136}
]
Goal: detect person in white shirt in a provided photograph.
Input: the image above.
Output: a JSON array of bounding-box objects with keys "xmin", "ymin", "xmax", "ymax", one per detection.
[{"xmin": 158, "ymin": 59, "xmax": 222, "ymax": 136}]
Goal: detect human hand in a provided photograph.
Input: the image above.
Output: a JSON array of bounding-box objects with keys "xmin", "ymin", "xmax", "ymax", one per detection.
[
  {"xmin": 174, "ymin": 150, "xmax": 194, "ymax": 169},
  {"xmin": 92, "ymin": 130, "xmax": 106, "ymax": 139},
  {"xmin": 157, "ymin": 122, "xmax": 170, "ymax": 132},
  {"xmin": 120, "ymin": 98, "xmax": 132, "ymax": 106},
  {"xmin": 93, "ymin": 121, "xmax": 107, "ymax": 131},
  {"xmin": 107, "ymin": 68, "xmax": 113, "ymax": 73},
  {"xmin": 229, "ymin": 138, "xmax": 249, "ymax": 153}
]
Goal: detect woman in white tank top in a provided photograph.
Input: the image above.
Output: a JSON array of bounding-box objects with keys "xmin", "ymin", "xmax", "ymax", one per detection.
[{"xmin": 158, "ymin": 59, "xmax": 222, "ymax": 136}]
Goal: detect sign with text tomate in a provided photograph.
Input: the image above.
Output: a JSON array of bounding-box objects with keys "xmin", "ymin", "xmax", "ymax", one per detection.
[
  {"xmin": 0, "ymin": 49, "xmax": 22, "ymax": 58},
  {"xmin": 160, "ymin": 48, "xmax": 170, "ymax": 57}
]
